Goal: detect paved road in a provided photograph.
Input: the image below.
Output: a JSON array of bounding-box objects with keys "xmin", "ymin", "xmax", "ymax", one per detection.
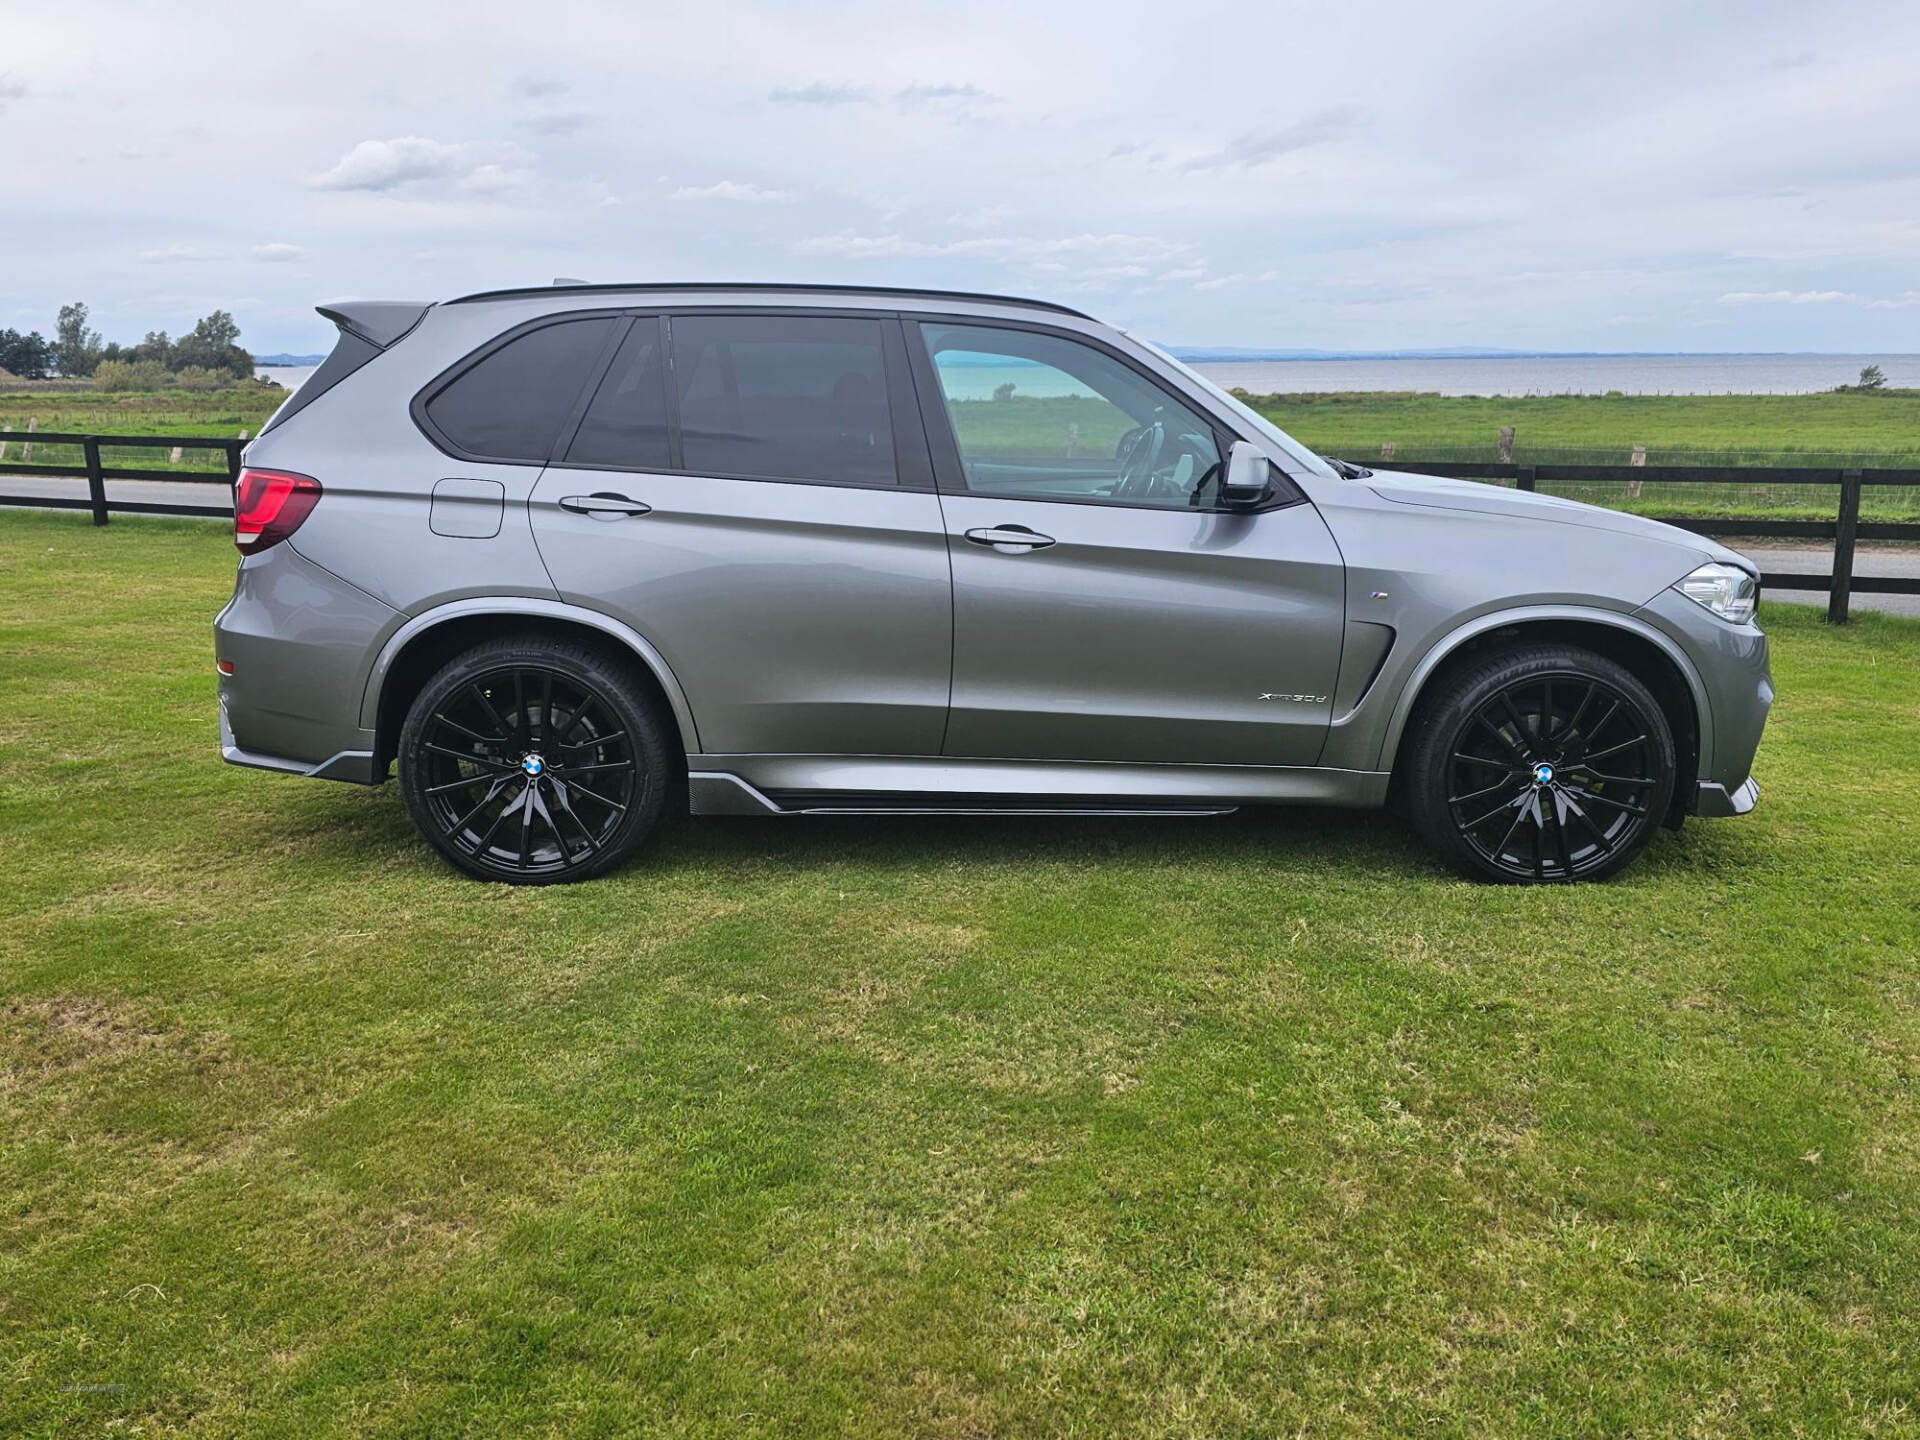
[
  {"xmin": 0, "ymin": 475, "xmax": 231, "ymax": 513},
  {"xmin": 3, "ymin": 480, "xmax": 1916, "ymax": 616},
  {"xmin": 1728, "ymin": 541, "xmax": 1920, "ymax": 619}
]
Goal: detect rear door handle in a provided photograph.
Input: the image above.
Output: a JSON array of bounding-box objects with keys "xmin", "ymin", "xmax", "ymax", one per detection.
[
  {"xmin": 559, "ymin": 492, "xmax": 652, "ymax": 518},
  {"xmin": 964, "ymin": 525, "xmax": 1055, "ymax": 552}
]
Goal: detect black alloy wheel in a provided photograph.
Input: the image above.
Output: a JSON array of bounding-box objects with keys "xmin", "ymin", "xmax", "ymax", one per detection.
[
  {"xmin": 1407, "ymin": 645, "xmax": 1676, "ymax": 883},
  {"xmin": 398, "ymin": 638, "xmax": 672, "ymax": 883}
]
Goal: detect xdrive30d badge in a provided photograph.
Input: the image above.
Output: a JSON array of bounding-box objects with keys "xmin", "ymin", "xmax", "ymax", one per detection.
[{"xmin": 215, "ymin": 282, "xmax": 1771, "ymax": 884}]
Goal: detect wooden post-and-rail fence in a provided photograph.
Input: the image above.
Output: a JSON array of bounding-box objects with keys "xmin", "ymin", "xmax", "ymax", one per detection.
[
  {"xmin": 0, "ymin": 428, "xmax": 246, "ymax": 526},
  {"xmin": 0, "ymin": 429, "xmax": 1916, "ymax": 623}
]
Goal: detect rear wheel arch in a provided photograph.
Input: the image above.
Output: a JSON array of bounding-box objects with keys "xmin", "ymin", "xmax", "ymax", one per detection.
[
  {"xmin": 364, "ymin": 602, "xmax": 698, "ymax": 779},
  {"xmin": 1384, "ymin": 613, "xmax": 1704, "ymax": 822}
]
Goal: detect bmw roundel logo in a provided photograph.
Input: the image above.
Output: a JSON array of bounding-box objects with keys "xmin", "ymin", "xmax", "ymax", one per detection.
[
  {"xmin": 522, "ymin": 754, "xmax": 545, "ymax": 777},
  {"xmin": 1533, "ymin": 762, "xmax": 1554, "ymax": 785}
]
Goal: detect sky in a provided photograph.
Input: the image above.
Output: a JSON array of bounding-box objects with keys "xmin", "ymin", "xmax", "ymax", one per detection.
[{"xmin": 4, "ymin": 0, "xmax": 1919, "ymax": 357}]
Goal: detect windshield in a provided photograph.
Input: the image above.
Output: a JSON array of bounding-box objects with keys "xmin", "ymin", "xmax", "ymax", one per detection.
[{"xmin": 1132, "ymin": 339, "xmax": 1338, "ymax": 480}]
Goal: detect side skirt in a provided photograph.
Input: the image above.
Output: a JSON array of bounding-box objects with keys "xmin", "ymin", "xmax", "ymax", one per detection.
[{"xmin": 687, "ymin": 756, "xmax": 1391, "ymax": 817}]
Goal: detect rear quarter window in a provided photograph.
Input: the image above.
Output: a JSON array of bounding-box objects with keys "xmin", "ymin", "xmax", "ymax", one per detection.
[{"xmin": 423, "ymin": 317, "xmax": 619, "ymax": 461}]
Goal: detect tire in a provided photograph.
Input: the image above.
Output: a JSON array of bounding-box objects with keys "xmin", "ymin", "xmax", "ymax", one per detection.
[
  {"xmin": 397, "ymin": 636, "xmax": 674, "ymax": 884},
  {"xmin": 1404, "ymin": 644, "xmax": 1676, "ymax": 884}
]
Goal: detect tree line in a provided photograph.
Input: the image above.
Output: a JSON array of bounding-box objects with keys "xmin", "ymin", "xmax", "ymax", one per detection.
[{"xmin": 0, "ymin": 302, "xmax": 255, "ymax": 383}]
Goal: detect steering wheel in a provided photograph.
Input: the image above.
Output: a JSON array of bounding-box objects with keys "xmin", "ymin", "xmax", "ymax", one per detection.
[{"xmin": 1113, "ymin": 420, "xmax": 1166, "ymax": 499}]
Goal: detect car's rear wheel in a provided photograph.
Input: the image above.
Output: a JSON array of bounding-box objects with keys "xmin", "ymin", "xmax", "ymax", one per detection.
[
  {"xmin": 398, "ymin": 637, "xmax": 673, "ymax": 884},
  {"xmin": 1405, "ymin": 644, "xmax": 1676, "ymax": 883}
]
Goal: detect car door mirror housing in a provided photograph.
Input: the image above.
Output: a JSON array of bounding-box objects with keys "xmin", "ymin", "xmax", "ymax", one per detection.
[{"xmin": 1220, "ymin": 440, "xmax": 1273, "ymax": 506}]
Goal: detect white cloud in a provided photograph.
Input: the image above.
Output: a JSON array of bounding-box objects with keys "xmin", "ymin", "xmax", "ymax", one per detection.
[
  {"xmin": 458, "ymin": 163, "xmax": 531, "ymax": 195},
  {"xmin": 250, "ymin": 242, "xmax": 305, "ymax": 263},
  {"xmin": 896, "ymin": 82, "xmax": 991, "ymax": 106},
  {"xmin": 770, "ymin": 82, "xmax": 873, "ymax": 106},
  {"xmin": 138, "ymin": 243, "xmax": 215, "ymax": 264},
  {"xmin": 1867, "ymin": 291, "xmax": 1920, "ymax": 309},
  {"xmin": 1717, "ymin": 290, "xmax": 1858, "ymax": 306},
  {"xmin": 671, "ymin": 180, "xmax": 791, "ymax": 202},
  {"xmin": 796, "ymin": 231, "xmax": 1191, "ymax": 265},
  {"xmin": 522, "ymin": 110, "xmax": 591, "ymax": 136},
  {"xmin": 308, "ymin": 137, "xmax": 506, "ymax": 193},
  {"xmin": 769, "ymin": 81, "xmax": 990, "ymax": 109},
  {"xmin": 1181, "ymin": 107, "xmax": 1365, "ymax": 170}
]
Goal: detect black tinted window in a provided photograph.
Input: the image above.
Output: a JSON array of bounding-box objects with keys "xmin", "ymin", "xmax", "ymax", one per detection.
[
  {"xmin": 566, "ymin": 319, "xmax": 670, "ymax": 469},
  {"xmin": 426, "ymin": 317, "xmax": 617, "ymax": 461},
  {"xmin": 672, "ymin": 315, "xmax": 895, "ymax": 485}
]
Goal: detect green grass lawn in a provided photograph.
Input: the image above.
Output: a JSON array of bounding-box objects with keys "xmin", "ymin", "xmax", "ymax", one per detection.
[
  {"xmin": 1241, "ymin": 390, "xmax": 1920, "ymax": 521},
  {"xmin": 4, "ymin": 511, "xmax": 1920, "ymax": 1437}
]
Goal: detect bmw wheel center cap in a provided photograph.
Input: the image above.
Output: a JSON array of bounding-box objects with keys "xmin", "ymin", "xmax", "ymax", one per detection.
[
  {"xmin": 522, "ymin": 753, "xmax": 546, "ymax": 778},
  {"xmin": 1533, "ymin": 761, "xmax": 1554, "ymax": 785}
]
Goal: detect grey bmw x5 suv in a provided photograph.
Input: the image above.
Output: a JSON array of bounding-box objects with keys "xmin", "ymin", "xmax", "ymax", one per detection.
[{"xmin": 215, "ymin": 282, "xmax": 1770, "ymax": 885}]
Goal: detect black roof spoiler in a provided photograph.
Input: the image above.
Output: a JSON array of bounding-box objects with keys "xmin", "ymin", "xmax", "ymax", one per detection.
[
  {"xmin": 443, "ymin": 281, "xmax": 1095, "ymax": 320},
  {"xmin": 316, "ymin": 301, "xmax": 432, "ymax": 349}
]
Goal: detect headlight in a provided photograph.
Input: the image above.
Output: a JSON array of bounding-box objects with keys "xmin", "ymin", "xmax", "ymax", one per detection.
[{"xmin": 1675, "ymin": 562, "xmax": 1759, "ymax": 624}]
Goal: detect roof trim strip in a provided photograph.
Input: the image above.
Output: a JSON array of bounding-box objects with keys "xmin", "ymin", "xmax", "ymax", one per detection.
[{"xmin": 443, "ymin": 281, "xmax": 1093, "ymax": 320}]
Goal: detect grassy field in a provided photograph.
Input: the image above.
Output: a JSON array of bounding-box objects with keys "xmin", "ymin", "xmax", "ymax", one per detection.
[
  {"xmin": 0, "ymin": 385, "xmax": 288, "ymax": 476},
  {"xmin": 4, "ymin": 508, "xmax": 1919, "ymax": 1437},
  {"xmin": 1239, "ymin": 390, "xmax": 1920, "ymax": 523},
  {"xmin": 1240, "ymin": 388, "xmax": 1920, "ymax": 465}
]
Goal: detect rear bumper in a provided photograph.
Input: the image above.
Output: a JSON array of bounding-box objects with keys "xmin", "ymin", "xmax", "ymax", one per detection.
[
  {"xmin": 213, "ymin": 541, "xmax": 397, "ymax": 781},
  {"xmin": 1694, "ymin": 775, "xmax": 1759, "ymax": 818},
  {"xmin": 220, "ymin": 701, "xmax": 380, "ymax": 784}
]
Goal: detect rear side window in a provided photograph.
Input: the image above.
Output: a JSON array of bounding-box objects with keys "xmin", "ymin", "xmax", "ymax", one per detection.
[
  {"xmin": 565, "ymin": 318, "xmax": 671, "ymax": 470},
  {"xmin": 425, "ymin": 317, "xmax": 618, "ymax": 461},
  {"xmin": 672, "ymin": 315, "xmax": 895, "ymax": 485}
]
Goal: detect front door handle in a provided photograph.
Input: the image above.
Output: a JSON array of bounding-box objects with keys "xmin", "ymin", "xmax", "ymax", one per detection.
[
  {"xmin": 559, "ymin": 492, "xmax": 652, "ymax": 519},
  {"xmin": 964, "ymin": 525, "xmax": 1056, "ymax": 552}
]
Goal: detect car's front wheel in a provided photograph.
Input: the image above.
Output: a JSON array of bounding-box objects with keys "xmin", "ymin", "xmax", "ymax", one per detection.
[
  {"xmin": 1405, "ymin": 644, "xmax": 1676, "ymax": 883},
  {"xmin": 397, "ymin": 636, "xmax": 673, "ymax": 884}
]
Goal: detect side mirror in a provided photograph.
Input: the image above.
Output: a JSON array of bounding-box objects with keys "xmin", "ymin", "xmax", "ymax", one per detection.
[{"xmin": 1220, "ymin": 440, "xmax": 1272, "ymax": 506}]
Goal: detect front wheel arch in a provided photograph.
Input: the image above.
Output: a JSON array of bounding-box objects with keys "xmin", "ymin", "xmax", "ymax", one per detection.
[{"xmin": 1383, "ymin": 614, "xmax": 1703, "ymax": 824}]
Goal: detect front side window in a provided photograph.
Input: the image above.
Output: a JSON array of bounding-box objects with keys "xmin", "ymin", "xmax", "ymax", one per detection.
[
  {"xmin": 671, "ymin": 315, "xmax": 896, "ymax": 485},
  {"xmin": 920, "ymin": 323, "xmax": 1222, "ymax": 507},
  {"xmin": 425, "ymin": 317, "xmax": 618, "ymax": 461}
]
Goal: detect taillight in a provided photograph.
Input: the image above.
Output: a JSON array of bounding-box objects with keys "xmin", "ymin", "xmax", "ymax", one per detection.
[{"xmin": 234, "ymin": 468, "xmax": 322, "ymax": 553}]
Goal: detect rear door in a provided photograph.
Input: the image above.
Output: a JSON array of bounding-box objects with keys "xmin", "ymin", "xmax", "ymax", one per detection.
[
  {"xmin": 528, "ymin": 312, "xmax": 952, "ymax": 757},
  {"xmin": 910, "ymin": 319, "xmax": 1346, "ymax": 766}
]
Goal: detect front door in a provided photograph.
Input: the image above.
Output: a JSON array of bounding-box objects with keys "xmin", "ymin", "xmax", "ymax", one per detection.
[
  {"xmin": 912, "ymin": 321, "xmax": 1346, "ymax": 766},
  {"xmin": 530, "ymin": 313, "xmax": 952, "ymax": 757}
]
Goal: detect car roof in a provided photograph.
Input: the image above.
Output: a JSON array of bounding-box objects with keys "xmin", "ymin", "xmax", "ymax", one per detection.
[{"xmin": 443, "ymin": 281, "xmax": 1094, "ymax": 320}]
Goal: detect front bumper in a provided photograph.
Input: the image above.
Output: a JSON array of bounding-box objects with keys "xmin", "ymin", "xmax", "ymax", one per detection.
[{"xmin": 1635, "ymin": 587, "xmax": 1772, "ymax": 812}]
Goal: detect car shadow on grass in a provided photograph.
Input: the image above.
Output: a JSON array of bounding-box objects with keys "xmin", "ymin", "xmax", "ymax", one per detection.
[{"xmin": 270, "ymin": 782, "xmax": 1764, "ymax": 890}]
